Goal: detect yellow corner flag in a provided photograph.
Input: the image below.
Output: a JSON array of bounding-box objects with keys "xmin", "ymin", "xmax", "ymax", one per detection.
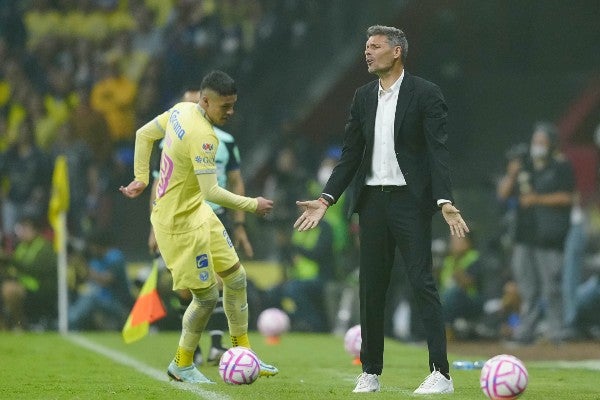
[
  {"xmin": 122, "ymin": 262, "xmax": 167, "ymax": 343},
  {"xmin": 48, "ymin": 155, "xmax": 70, "ymax": 251}
]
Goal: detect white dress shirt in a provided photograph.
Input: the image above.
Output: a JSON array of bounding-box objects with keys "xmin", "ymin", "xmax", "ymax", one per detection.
[{"xmin": 366, "ymin": 72, "xmax": 406, "ymax": 186}]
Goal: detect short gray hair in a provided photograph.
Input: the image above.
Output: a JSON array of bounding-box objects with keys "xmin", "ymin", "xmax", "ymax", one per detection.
[{"xmin": 366, "ymin": 25, "xmax": 408, "ymax": 64}]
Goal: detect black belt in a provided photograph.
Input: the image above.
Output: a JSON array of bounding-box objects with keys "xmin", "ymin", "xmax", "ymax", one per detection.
[{"xmin": 366, "ymin": 185, "xmax": 406, "ymax": 192}]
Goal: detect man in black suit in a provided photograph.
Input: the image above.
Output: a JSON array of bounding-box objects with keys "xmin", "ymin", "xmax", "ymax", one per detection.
[{"xmin": 294, "ymin": 25, "xmax": 469, "ymax": 394}]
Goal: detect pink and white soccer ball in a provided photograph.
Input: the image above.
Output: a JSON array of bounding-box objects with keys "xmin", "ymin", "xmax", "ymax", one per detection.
[
  {"xmin": 480, "ymin": 354, "xmax": 528, "ymax": 399},
  {"xmin": 257, "ymin": 308, "xmax": 290, "ymax": 337},
  {"xmin": 344, "ymin": 324, "xmax": 362, "ymax": 357},
  {"xmin": 218, "ymin": 347, "xmax": 260, "ymax": 385}
]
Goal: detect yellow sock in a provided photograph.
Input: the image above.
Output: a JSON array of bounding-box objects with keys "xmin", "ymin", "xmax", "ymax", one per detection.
[
  {"xmin": 174, "ymin": 346, "xmax": 194, "ymax": 367},
  {"xmin": 231, "ymin": 333, "xmax": 250, "ymax": 348}
]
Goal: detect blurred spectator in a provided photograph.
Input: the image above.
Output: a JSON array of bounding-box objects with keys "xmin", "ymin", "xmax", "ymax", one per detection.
[
  {"xmin": 105, "ymin": 30, "xmax": 150, "ymax": 84},
  {"xmin": 68, "ymin": 229, "xmax": 132, "ymax": 330},
  {"xmin": 499, "ymin": 122, "xmax": 575, "ymax": 343},
  {"xmin": 262, "ymin": 145, "xmax": 308, "ymax": 262},
  {"xmin": 438, "ymin": 234, "xmax": 484, "ymax": 339},
  {"xmin": 306, "ymin": 147, "xmax": 352, "ymax": 330},
  {"xmin": 163, "ymin": 1, "xmax": 221, "ymax": 97},
  {"xmin": 70, "ymin": 85, "xmax": 114, "ymax": 233},
  {"xmin": 50, "ymin": 121, "xmax": 97, "ymax": 238},
  {"xmin": 562, "ymin": 192, "xmax": 587, "ymax": 332},
  {"xmin": 264, "ymin": 214, "xmax": 334, "ymax": 332},
  {"xmin": 0, "ymin": 215, "xmax": 57, "ymax": 330},
  {"xmin": 131, "ymin": 4, "xmax": 164, "ymax": 59},
  {"xmin": 570, "ymin": 274, "xmax": 600, "ymax": 339},
  {"xmin": 135, "ymin": 58, "xmax": 165, "ymax": 124},
  {"xmin": 90, "ymin": 59, "xmax": 137, "ymax": 147},
  {"xmin": 0, "ymin": 122, "xmax": 51, "ymax": 250}
]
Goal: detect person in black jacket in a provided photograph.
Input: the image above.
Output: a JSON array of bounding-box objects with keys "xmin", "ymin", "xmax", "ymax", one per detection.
[{"xmin": 294, "ymin": 25, "xmax": 468, "ymax": 394}]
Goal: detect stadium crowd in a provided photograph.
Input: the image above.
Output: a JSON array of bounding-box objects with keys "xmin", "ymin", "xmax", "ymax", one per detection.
[{"xmin": 0, "ymin": 0, "xmax": 599, "ymax": 349}]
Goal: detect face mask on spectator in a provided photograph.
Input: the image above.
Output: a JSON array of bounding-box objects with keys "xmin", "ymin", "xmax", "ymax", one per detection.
[{"xmin": 529, "ymin": 144, "xmax": 548, "ymax": 160}]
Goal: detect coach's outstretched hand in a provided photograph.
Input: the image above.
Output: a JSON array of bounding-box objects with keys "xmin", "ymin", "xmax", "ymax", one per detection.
[
  {"xmin": 441, "ymin": 203, "xmax": 469, "ymax": 237},
  {"xmin": 294, "ymin": 199, "xmax": 327, "ymax": 231},
  {"xmin": 119, "ymin": 180, "xmax": 147, "ymax": 199}
]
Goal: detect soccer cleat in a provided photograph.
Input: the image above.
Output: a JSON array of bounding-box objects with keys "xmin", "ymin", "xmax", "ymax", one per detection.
[
  {"xmin": 207, "ymin": 346, "xmax": 228, "ymax": 365},
  {"xmin": 258, "ymin": 359, "xmax": 279, "ymax": 377},
  {"xmin": 167, "ymin": 361, "xmax": 214, "ymax": 384},
  {"xmin": 413, "ymin": 370, "xmax": 454, "ymax": 394},
  {"xmin": 352, "ymin": 372, "xmax": 380, "ymax": 393}
]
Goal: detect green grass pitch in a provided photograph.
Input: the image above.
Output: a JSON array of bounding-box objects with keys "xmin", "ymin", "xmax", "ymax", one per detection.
[{"xmin": 1, "ymin": 331, "xmax": 598, "ymax": 399}]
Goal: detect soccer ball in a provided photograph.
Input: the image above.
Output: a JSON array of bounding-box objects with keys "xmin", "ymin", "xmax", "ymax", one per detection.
[
  {"xmin": 257, "ymin": 308, "xmax": 290, "ymax": 337},
  {"xmin": 480, "ymin": 354, "xmax": 528, "ymax": 399},
  {"xmin": 344, "ymin": 324, "xmax": 362, "ymax": 357},
  {"xmin": 218, "ymin": 347, "xmax": 260, "ymax": 385}
]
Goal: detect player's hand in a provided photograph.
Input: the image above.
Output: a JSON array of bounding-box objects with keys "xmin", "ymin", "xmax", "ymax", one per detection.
[
  {"xmin": 255, "ymin": 196, "xmax": 273, "ymax": 217},
  {"xmin": 119, "ymin": 180, "xmax": 147, "ymax": 199},
  {"xmin": 233, "ymin": 225, "xmax": 254, "ymax": 258},
  {"xmin": 441, "ymin": 203, "xmax": 469, "ymax": 237},
  {"xmin": 294, "ymin": 199, "xmax": 327, "ymax": 231}
]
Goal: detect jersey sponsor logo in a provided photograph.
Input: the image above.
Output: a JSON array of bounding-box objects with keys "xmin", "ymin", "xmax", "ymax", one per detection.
[
  {"xmin": 194, "ymin": 155, "xmax": 214, "ymax": 164},
  {"xmin": 196, "ymin": 254, "xmax": 209, "ymax": 268},
  {"xmin": 199, "ymin": 271, "xmax": 209, "ymax": 282},
  {"xmin": 223, "ymin": 230, "xmax": 233, "ymax": 248},
  {"xmin": 202, "ymin": 143, "xmax": 214, "ymax": 151},
  {"xmin": 169, "ymin": 110, "xmax": 186, "ymax": 139}
]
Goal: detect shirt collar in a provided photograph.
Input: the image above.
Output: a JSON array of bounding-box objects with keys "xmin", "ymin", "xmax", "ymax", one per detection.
[{"xmin": 378, "ymin": 70, "xmax": 404, "ymax": 97}]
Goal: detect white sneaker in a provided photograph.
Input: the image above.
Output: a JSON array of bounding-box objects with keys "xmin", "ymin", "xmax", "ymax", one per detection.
[
  {"xmin": 352, "ymin": 372, "xmax": 380, "ymax": 393},
  {"xmin": 414, "ymin": 370, "xmax": 454, "ymax": 394}
]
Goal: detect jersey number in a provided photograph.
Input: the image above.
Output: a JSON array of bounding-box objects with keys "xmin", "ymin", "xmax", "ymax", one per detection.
[{"xmin": 157, "ymin": 153, "xmax": 174, "ymax": 198}]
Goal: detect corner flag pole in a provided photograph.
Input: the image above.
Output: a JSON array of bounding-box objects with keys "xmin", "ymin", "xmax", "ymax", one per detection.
[
  {"xmin": 57, "ymin": 212, "xmax": 69, "ymax": 334},
  {"xmin": 48, "ymin": 155, "xmax": 70, "ymax": 334}
]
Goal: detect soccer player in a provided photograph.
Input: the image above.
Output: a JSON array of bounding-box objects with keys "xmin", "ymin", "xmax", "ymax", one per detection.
[
  {"xmin": 148, "ymin": 88, "xmax": 254, "ymax": 366},
  {"xmin": 120, "ymin": 70, "xmax": 277, "ymax": 383}
]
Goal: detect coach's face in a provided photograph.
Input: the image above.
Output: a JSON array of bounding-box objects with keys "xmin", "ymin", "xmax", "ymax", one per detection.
[
  {"xmin": 365, "ymin": 34, "xmax": 401, "ymax": 75},
  {"xmin": 200, "ymin": 89, "xmax": 237, "ymax": 126}
]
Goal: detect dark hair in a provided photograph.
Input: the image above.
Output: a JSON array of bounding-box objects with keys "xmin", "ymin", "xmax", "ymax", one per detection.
[
  {"xmin": 200, "ymin": 70, "xmax": 237, "ymax": 96},
  {"xmin": 366, "ymin": 25, "xmax": 408, "ymax": 64}
]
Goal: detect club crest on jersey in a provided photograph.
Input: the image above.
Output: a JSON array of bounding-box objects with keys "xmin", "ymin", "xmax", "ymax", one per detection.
[
  {"xmin": 202, "ymin": 143, "xmax": 214, "ymax": 151},
  {"xmin": 196, "ymin": 254, "xmax": 209, "ymax": 268},
  {"xmin": 199, "ymin": 271, "xmax": 209, "ymax": 281}
]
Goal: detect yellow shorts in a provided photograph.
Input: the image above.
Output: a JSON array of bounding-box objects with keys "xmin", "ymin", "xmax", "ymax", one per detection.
[{"xmin": 153, "ymin": 212, "xmax": 239, "ymax": 290}]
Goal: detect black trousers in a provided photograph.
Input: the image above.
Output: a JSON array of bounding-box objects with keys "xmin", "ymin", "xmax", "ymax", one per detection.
[{"xmin": 357, "ymin": 186, "xmax": 448, "ymax": 375}]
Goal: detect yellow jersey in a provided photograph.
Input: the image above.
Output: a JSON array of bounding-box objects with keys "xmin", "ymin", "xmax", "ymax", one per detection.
[{"xmin": 134, "ymin": 102, "xmax": 226, "ymax": 233}]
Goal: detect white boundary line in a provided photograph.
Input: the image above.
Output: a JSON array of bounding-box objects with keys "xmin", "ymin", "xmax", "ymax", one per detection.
[
  {"xmin": 530, "ymin": 359, "xmax": 600, "ymax": 371},
  {"xmin": 64, "ymin": 334, "xmax": 230, "ymax": 400}
]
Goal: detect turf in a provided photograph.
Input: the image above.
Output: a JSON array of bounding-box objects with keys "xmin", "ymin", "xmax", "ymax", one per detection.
[{"xmin": 1, "ymin": 331, "xmax": 598, "ymax": 399}]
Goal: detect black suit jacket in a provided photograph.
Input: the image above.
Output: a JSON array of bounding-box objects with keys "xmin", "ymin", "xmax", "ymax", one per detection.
[{"xmin": 323, "ymin": 72, "xmax": 454, "ymax": 218}]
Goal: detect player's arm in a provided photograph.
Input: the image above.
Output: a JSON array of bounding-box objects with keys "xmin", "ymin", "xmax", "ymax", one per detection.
[
  {"xmin": 197, "ymin": 172, "xmax": 260, "ymax": 213},
  {"xmin": 121, "ymin": 112, "xmax": 168, "ymax": 198},
  {"xmin": 227, "ymin": 169, "xmax": 254, "ymax": 257},
  {"xmin": 227, "ymin": 169, "xmax": 246, "ymax": 222},
  {"xmin": 133, "ymin": 115, "xmax": 168, "ymax": 185}
]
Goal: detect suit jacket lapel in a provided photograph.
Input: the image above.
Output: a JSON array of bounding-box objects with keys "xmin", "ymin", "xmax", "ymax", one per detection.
[
  {"xmin": 365, "ymin": 81, "xmax": 379, "ymax": 145},
  {"xmin": 394, "ymin": 72, "xmax": 415, "ymax": 140}
]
